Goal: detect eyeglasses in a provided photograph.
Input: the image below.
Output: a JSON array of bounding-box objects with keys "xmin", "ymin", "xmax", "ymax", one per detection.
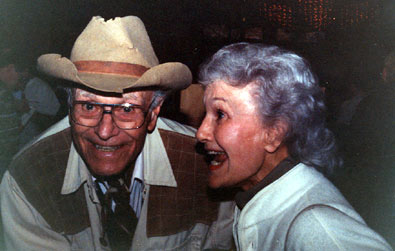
[{"xmin": 70, "ymin": 101, "xmax": 149, "ymax": 130}]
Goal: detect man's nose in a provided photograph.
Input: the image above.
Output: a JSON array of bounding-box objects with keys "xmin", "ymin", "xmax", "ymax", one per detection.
[
  {"xmin": 94, "ymin": 112, "xmax": 119, "ymax": 140},
  {"xmin": 196, "ymin": 116, "xmax": 213, "ymax": 143}
]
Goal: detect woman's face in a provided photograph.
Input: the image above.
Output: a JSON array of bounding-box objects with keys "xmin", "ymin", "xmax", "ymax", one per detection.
[{"xmin": 196, "ymin": 81, "xmax": 278, "ymax": 190}]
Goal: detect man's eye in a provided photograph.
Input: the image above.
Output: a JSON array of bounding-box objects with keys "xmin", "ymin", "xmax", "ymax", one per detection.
[
  {"xmin": 123, "ymin": 106, "xmax": 133, "ymax": 113},
  {"xmin": 84, "ymin": 103, "xmax": 94, "ymax": 111}
]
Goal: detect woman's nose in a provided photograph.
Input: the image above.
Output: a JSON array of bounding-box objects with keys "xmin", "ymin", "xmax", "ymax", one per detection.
[{"xmin": 196, "ymin": 117, "xmax": 213, "ymax": 143}]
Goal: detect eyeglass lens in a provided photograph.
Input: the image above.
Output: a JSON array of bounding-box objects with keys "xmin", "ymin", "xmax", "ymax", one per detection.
[{"xmin": 71, "ymin": 102, "xmax": 146, "ymax": 129}]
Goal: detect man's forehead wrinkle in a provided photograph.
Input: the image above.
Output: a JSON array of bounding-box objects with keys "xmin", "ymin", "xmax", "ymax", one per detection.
[
  {"xmin": 74, "ymin": 88, "xmax": 153, "ymax": 107},
  {"xmin": 123, "ymin": 92, "xmax": 139, "ymax": 100},
  {"xmin": 124, "ymin": 91, "xmax": 155, "ymax": 105},
  {"xmin": 123, "ymin": 92, "xmax": 148, "ymax": 106},
  {"xmin": 75, "ymin": 89, "xmax": 96, "ymax": 98},
  {"xmin": 76, "ymin": 88, "xmax": 137, "ymax": 99}
]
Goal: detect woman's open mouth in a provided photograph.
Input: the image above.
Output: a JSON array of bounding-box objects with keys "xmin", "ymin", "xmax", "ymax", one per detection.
[{"xmin": 208, "ymin": 151, "xmax": 227, "ymax": 171}]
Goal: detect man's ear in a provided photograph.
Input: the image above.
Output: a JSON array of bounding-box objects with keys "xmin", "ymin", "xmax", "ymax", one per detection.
[
  {"xmin": 263, "ymin": 120, "xmax": 288, "ymax": 153},
  {"xmin": 147, "ymin": 102, "xmax": 163, "ymax": 132}
]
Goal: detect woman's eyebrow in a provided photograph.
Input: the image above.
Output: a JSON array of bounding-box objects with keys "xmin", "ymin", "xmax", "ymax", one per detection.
[{"xmin": 212, "ymin": 97, "xmax": 227, "ymax": 102}]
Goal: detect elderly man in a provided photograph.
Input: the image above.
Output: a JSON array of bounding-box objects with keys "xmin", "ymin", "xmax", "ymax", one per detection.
[{"xmin": 0, "ymin": 16, "xmax": 234, "ymax": 250}]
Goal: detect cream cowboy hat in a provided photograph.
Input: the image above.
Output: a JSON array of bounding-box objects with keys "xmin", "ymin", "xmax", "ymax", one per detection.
[{"xmin": 37, "ymin": 16, "xmax": 192, "ymax": 93}]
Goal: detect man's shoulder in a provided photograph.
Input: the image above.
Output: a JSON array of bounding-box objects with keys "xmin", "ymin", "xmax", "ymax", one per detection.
[
  {"xmin": 12, "ymin": 126, "xmax": 72, "ymax": 163},
  {"xmin": 157, "ymin": 117, "xmax": 196, "ymax": 137},
  {"xmin": 7, "ymin": 127, "xmax": 90, "ymax": 234},
  {"xmin": 157, "ymin": 117, "xmax": 200, "ymax": 152},
  {"xmin": 147, "ymin": 119, "xmax": 227, "ymax": 237},
  {"xmin": 9, "ymin": 127, "xmax": 72, "ymax": 188}
]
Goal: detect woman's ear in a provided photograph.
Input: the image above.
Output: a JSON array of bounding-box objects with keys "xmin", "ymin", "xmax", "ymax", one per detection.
[{"xmin": 263, "ymin": 120, "xmax": 288, "ymax": 153}]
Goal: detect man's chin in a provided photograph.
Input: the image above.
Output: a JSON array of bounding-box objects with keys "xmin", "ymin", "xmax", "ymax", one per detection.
[{"xmin": 88, "ymin": 163, "xmax": 127, "ymax": 177}]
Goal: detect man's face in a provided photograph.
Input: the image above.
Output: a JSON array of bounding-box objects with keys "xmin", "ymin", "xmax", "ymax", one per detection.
[{"xmin": 71, "ymin": 88, "xmax": 161, "ymax": 177}]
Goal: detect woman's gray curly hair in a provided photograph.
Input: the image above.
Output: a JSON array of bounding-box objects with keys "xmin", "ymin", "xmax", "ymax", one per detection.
[{"xmin": 199, "ymin": 42, "xmax": 341, "ymax": 175}]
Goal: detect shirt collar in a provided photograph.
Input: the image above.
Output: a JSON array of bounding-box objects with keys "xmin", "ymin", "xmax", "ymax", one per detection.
[
  {"xmin": 235, "ymin": 157, "xmax": 298, "ymax": 210},
  {"xmin": 131, "ymin": 152, "xmax": 144, "ymax": 186},
  {"xmin": 61, "ymin": 142, "xmax": 91, "ymax": 194},
  {"xmin": 142, "ymin": 119, "xmax": 177, "ymax": 187}
]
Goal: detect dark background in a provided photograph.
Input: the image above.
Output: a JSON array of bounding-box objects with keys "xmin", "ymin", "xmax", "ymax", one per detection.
[
  {"xmin": 0, "ymin": 0, "xmax": 393, "ymax": 77},
  {"xmin": 1, "ymin": 0, "xmax": 393, "ymax": 122}
]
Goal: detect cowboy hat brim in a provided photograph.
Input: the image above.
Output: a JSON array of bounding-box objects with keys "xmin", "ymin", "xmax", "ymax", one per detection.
[{"xmin": 37, "ymin": 54, "xmax": 192, "ymax": 93}]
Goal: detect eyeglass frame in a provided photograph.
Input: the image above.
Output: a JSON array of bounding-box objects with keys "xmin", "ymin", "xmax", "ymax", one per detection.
[{"xmin": 69, "ymin": 100, "xmax": 153, "ymax": 130}]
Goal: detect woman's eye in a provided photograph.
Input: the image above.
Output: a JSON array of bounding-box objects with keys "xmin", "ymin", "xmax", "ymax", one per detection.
[{"xmin": 217, "ymin": 110, "xmax": 225, "ymax": 120}]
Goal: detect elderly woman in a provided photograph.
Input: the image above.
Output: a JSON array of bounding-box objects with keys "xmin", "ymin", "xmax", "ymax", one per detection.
[{"xmin": 196, "ymin": 43, "xmax": 391, "ymax": 250}]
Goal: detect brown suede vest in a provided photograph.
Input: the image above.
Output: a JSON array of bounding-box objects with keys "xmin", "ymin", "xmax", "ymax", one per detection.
[{"xmin": 9, "ymin": 127, "xmax": 222, "ymax": 237}]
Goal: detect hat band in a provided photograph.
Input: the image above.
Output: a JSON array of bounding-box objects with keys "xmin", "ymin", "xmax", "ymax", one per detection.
[{"xmin": 74, "ymin": 61, "xmax": 149, "ymax": 77}]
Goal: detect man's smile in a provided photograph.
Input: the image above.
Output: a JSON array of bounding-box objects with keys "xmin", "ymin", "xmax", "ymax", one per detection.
[{"xmin": 94, "ymin": 144, "xmax": 121, "ymax": 152}]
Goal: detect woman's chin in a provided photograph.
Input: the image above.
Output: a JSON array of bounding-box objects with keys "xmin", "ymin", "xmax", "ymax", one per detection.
[
  {"xmin": 208, "ymin": 175, "xmax": 228, "ymax": 189},
  {"xmin": 208, "ymin": 180, "xmax": 222, "ymax": 189},
  {"xmin": 209, "ymin": 163, "xmax": 223, "ymax": 171},
  {"xmin": 208, "ymin": 162, "xmax": 228, "ymax": 188}
]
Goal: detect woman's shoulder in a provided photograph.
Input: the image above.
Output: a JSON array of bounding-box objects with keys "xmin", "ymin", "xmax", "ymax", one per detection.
[{"xmin": 286, "ymin": 204, "xmax": 392, "ymax": 250}]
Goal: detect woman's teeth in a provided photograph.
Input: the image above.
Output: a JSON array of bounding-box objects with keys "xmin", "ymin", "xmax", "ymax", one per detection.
[
  {"xmin": 208, "ymin": 151, "xmax": 224, "ymax": 155},
  {"xmin": 95, "ymin": 145, "xmax": 120, "ymax": 152},
  {"xmin": 210, "ymin": 160, "xmax": 222, "ymax": 166},
  {"xmin": 208, "ymin": 151, "xmax": 227, "ymax": 166}
]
